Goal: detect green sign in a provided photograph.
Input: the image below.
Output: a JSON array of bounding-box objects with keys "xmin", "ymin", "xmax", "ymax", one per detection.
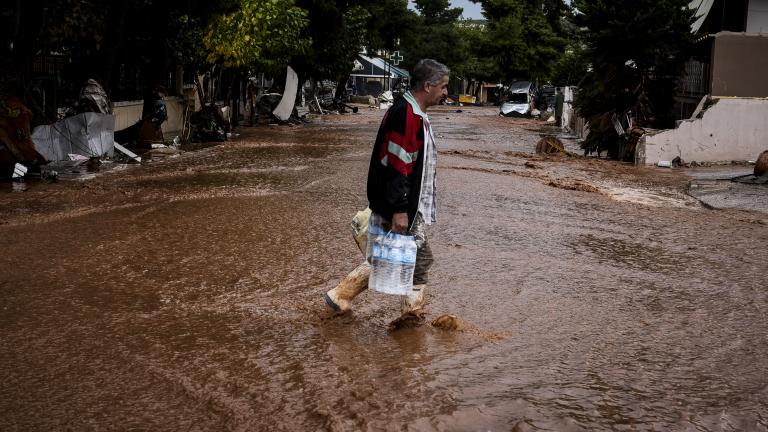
[{"xmin": 389, "ymin": 51, "xmax": 403, "ymax": 66}]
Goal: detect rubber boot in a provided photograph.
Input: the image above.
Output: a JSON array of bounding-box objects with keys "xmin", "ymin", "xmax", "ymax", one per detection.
[
  {"xmin": 389, "ymin": 284, "xmax": 427, "ymax": 330},
  {"xmin": 401, "ymin": 284, "xmax": 427, "ymax": 315},
  {"xmin": 323, "ymin": 261, "xmax": 370, "ymax": 313}
]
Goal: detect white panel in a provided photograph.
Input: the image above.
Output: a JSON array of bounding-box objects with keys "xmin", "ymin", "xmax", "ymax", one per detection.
[{"xmin": 273, "ymin": 66, "xmax": 298, "ymax": 121}]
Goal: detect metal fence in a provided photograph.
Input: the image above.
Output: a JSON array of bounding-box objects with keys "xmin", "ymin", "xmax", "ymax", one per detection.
[{"xmin": 678, "ymin": 60, "xmax": 710, "ymax": 97}]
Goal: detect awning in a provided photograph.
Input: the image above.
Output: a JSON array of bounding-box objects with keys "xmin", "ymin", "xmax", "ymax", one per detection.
[{"xmin": 355, "ymin": 54, "xmax": 410, "ymax": 79}]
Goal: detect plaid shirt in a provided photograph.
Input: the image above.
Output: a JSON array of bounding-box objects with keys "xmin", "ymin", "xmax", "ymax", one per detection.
[{"xmin": 418, "ymin": 115, "xmax": 437, "ymax": 225}]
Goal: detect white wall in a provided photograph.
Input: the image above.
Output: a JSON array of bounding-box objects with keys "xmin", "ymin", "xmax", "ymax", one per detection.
[
  {"xmin": 112, "ymin": 97, "xmax": 188, "ymax": 136},
  {"xmin": 561, "ymin": 86, "xmax": 588, "ymax": 138},
  {"xmin": 112, "ymin": 100, "xmax": 143, "ymax": 131},
  {"xmin": 637, "ymin": 98, "xmax": 768, "ymax": 165}
]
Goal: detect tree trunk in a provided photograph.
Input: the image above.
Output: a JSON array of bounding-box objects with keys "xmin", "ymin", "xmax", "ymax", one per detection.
[
  {"xmin": 334, "ymin": 74, "xmax": 348, "ymax": 101},
  {"xmin": 224, "ymin": 69, "xmax": 236, "ymax": 128}
]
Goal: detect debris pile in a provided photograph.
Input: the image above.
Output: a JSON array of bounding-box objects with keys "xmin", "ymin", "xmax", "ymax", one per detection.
[
  {"xmin": 0, "ymin": 95, "xmax": 47, "ymax": 178},
  {"xmin": 189, "ymin": 104, "xmax": 229, "ymax": 142},
  {"xmin": 114, "ymin": 87, "xmax": 167, "ymax": 147},
  {"xmin": 535, "ymin": 136, "xmax": 578, "ymax": 157}
]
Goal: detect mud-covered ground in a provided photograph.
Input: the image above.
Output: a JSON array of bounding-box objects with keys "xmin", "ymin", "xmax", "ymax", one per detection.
[{"xmin": 2, "ymin": 106, "xmax": 767, "ymax": 431}]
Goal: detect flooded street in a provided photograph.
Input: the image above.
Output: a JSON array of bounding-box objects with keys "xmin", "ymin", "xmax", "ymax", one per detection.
[{"xmin": 2, "ymin": 106, "xmax": 767, "ymax": 431}]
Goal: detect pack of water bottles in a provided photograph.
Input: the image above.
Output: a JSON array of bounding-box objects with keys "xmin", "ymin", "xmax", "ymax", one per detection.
[{"xmin": 366, "ymin": 213, "xmax": 417, "ymax": 295}]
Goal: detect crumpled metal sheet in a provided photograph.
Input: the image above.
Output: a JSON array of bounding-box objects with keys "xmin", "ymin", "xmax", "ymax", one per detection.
[{"xmin": 32, "ymin": 113, "xmax": 114, "ymax": 162}]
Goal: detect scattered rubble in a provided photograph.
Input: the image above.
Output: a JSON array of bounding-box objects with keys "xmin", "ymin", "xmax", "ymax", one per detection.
[
  {"xmin": 113, "ymin": 143, "xmax": 142, "ymax": 163},
  {"xmin": 189, "ymin": 104, "xmax": 229, "ymax": 142},
  {"xmin": 546, "ymin": 178, "xmax": 600, "ymax": 193},
  {"xmin": 535, "ymin": 136, "xmax": 565, "ymax": 154}
]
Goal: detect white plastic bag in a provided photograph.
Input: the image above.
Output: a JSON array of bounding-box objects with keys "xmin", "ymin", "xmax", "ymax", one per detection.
[
  {"xmin": 351, "ymin": 208, "xmax": 372, "ymax": 256},
  {"xmin": 366, "ymin": 213, "xmax": 417, "ymax": 295}
]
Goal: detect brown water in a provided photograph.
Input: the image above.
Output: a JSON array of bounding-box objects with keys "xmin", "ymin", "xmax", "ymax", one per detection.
[{"xmin": 2, "ymin": 106, "xmax": 767, "ymax": 431}]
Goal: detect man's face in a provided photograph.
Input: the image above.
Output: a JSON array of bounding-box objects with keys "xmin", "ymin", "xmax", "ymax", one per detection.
[{"xmin": 425, "ymin": 74, "xmax": 449, "ymax": 108}]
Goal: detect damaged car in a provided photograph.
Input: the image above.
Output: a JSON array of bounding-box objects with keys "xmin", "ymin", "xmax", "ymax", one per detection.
[{"xmin": 500, "ymin": 81, "xmax": 537, "ymax": 117}]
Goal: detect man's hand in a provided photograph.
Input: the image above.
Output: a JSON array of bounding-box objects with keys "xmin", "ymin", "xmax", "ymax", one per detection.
[{"xmin": 391, "ymin": 212, "xmax": 409, "ymax": 233}]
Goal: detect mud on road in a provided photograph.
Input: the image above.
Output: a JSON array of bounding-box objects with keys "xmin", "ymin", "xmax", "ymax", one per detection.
[{"xmin": 2, "ymin": 106, "xmax": 767, "ymax": 431}]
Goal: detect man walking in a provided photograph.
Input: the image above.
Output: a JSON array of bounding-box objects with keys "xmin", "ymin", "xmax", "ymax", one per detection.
[{"xmin": 324, "ymin": 59, "xmax": 449, "ymax": 326}]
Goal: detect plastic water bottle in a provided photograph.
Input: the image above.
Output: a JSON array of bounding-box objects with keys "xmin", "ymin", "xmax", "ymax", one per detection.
[
  {"xmin": 368, "ymin": 231, "xmax": 416, "ymax": 295},
  {"xmin": 400, "ymin": 243, "xmax": 416, "ymax": 288}
]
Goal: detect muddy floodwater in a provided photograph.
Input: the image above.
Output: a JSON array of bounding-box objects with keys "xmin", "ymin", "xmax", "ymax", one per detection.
[{"xmin": 2, "ymin": 106, "xmax": 767, "ymax": 431}]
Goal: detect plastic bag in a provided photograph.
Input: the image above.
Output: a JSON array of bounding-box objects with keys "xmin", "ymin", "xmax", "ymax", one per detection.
[
  {"xmin": 366, "ymin": 213, "xmax": 416, "ymax": 295},
  {"xmin": 351, "ymin": 208, "xmax": 372, "ymax": 256}
]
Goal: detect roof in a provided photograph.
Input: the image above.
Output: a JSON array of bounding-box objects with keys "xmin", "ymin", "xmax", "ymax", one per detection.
[{"xmin": 509, "ymin": 81, "xmax": 534, "ymax": 93}]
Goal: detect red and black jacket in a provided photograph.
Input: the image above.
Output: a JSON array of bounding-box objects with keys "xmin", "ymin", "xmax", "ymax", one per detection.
[{"xmin": 366, "ymin": 94, "xmax": 426, "ymax": 225}]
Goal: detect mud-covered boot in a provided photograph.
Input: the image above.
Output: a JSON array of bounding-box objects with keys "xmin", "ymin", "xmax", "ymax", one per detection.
[
  {"xmin": 389, "ymin": 284, "xmax": 427, "ymax": 330},
  {"xmin": 323, "ymin": 261, "xmax": 371, "ymax": 313},
  {"xmin": 402, "ymin": 284, "xmax": 427, "ymax": 314}
]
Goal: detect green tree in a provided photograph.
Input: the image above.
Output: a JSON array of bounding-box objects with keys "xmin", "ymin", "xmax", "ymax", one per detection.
[
  {"xmin": 572, "ymin": 0, "xmax": 695, "ymax": 158},
  {"xmin": 400, "ymin": 0, "xmax": 464, "ymax": 71},
  {"xmin": 549, "ymin": 17, "xmax": 589, "ymax": 87},
  {"xmin": 543, "ymin": 0, "xmax": 567, "ymax": 35},
  {"xmin": 478, "ymin": 0, "xmax": 565, "ymax": 83},
  {"xmin": 203, "ymin": 0, "xmax": 310, "ymax": 72},
  {"xmin": 548, "ymin": 40, "xmax": 589, "ymax": 87},
  {"xmin": 291, "ymin": 0, "xmax": 367, "ymax": 83},
  {"xmin": 362, "ymin": 0, "xmax": 420, "ymax": 52},
  {"xmin": 453, "ymin": 21, "xmax": 497, "ymax": 84},
  {"xmin": 414, "ymin": 0, "xmax": 462, "ymax": 24},
  {"xmin": 2, "ymin": 0, "xmax": 239, "ymax": 101},
  {"xmin": 288, "ymin": 0, "xmax": 417, "ymax": 98}
]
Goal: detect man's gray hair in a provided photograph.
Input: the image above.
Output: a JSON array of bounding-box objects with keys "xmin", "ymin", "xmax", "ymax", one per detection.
[{"xmin": 411, "ymin": 59, "xmax": 450, "ymax": 90}]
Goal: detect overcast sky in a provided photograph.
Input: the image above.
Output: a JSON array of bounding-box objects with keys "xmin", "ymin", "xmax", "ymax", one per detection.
[
  {"xmin": 409, "ymin": 0, "xmax": 573, "ymax": 20},
  {"xmin": 407, "ymin": 0, "xmax": 485, "ymax": 20},
  {"xmin": 451, "ymin": 0, "xmax": 485, "ymax": 19}
]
